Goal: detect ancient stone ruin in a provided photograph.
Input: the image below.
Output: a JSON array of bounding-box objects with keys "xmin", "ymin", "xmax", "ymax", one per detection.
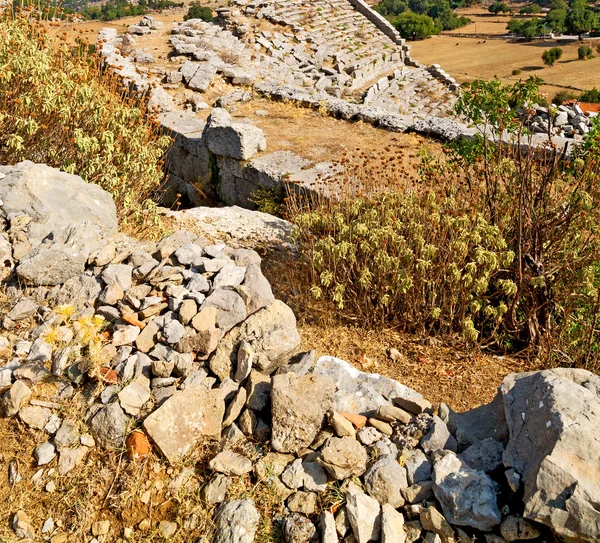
[{"xmin": 1, "ymin": 162, "xmax": 599, "ymax": 543}]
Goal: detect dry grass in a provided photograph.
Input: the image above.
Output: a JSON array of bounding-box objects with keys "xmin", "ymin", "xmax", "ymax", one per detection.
[{"xmin": 260, "ymin": 248, "xmax": 540, "ymax": 413}]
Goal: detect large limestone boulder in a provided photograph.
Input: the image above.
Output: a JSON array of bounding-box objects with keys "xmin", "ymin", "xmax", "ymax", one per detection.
[
  {"xmin": 143, "ymin": 387, "xmax": 224, "ymax": 464},
  {"xmin": 312, "ymin": 356, "xmax": 425, "ymax": 416},
  {"xmin": 209, "ymin": 300, "xmax": 300, "ymax": 381},
  {"xmin": 16, "ymin": 222, "xmax": 105, "ymax": 286},
  {"xmin": 203, "ymin": 108, "xmax": 266, "ymax": 161},
  {"xmin": 271, "ymin": 372, "xmax": 335, "ymax": 453},
  {"xmin": 0, "ymin": 162, "xmax": 117, "ymax": 250},
  {"xmin": 501, "ymin": 369, "xmax": 600, "ymax": 543},
  {"xmin": 432, "ymin": 451, "xmax": 501, "ymax": 531}
]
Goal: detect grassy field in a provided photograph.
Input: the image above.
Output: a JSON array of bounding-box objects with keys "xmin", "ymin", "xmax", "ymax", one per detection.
[{"xmin": 410, "ymin": 6, "xmax": 600, "ymax": 100}]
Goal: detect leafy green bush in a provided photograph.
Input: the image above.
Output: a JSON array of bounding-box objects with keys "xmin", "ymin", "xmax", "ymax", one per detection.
[
  {"xmin": 520, "ymin": 3, "xmax": 542, "ymax": 13},
  {"xmin": 507, "ymin": 18, "xmax": 541, "ymax": 39},
  {"xmin": 578, "ymin": 45, "xmax": 594, "ymax": 59},
  {"xmin": 290, "ymin": 76, "xmax": 600, "ymax": 372},
  {"xmin": 552, "ymin": 89, "xmax": 577, "ymax": 104},
  {"xmin": 580, "ymin": 87, "xmax": 600, "ymax": 103},
  {"xmin": 0, "ymin": 15, "xmax": 171, "ymax": 226},
  {"xmin": 542, "ymin": 46, "xmax": 563, "ymax": 66},
  {"xmin": 489, "ymin": 1, "xmax": 510, "ymax": 14},
  {"xmin": 293, "ymin": 191, "xmax": 514, "ymax": 338},
  {"xmin": 393, "ymin": 11, "xmax": 438, "ymax": 39},
  {"xmin": 184, "ymin": 2, "xmax": 213, "ymax": 22},
  {"xmin": 512, "ymin": 69, "xmax": 522, "ymax": 75}
]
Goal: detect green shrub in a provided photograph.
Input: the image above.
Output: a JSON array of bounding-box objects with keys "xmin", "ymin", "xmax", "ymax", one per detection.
[
  {"xmin": 542, "ymin": 46, "xmax": 563, "ymax": 66},
  {"xmin": 290, "ymin": 76, "xmax": 600, "ymax": 372},
  {"xmin": 580, "ymin": 87, "xmax": 600, "ymax": 103},
  {"xmin": 520, "ymin": 3, "xmax": 542, "ymax": 13},
  {"xmin": 552, "ymin": 89, "xmax": 577, "ymax": 104},
  {"xmin": 293, "ymin": 191, "xmax": 513, "ymax": 339},
  {"xmin": 184, "ymin": 2, "xmax": 213, "ymax": 21},
  {"xmin": 578, "ymin": 45, "xmax": 594, "ymax": 60},
  {"xmin": 393, "ymin": 11, "xmax": 438, "ymax": 39},
  {"xmin": 0, "ymin": 15, "xmax": 171, "ymax": 226},
  {"xmin": 489, "ymin": 1, "xmax": 510, "ymax": 13},
  {"xmin": 512, "ymin": 69, "xmax": 522, "ymax": 75}
]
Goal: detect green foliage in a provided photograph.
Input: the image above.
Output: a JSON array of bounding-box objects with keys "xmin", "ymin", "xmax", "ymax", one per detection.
[
  {"xmin": 545, "ymin": 7, "xmax": 567, "ymax": 32},
  {"xmin": 184, "ymin": 2, "xmax": 214, "ymax": 22},
  {"xmin": 393, "ymin": 11, "xmax": 438, "ymax": 39},
  {"xmin": 578, "ymin": 45, "xmax": 594, "ymax": 59},
  {"xmin": 249, "ymin": 188, "xmax": 285, "ymax": 216},
  {"xmin": 375, "ymin": 0, "xmax": 408, "ymax": 16},
  {"xmin": 378, "ymin": 0, "xmax": 470, "ymax": 32},
  {"xmin": 542, "ymin": 46, "xmax": 563, "ymax": 66},
  {"xmin": 520, "ymin": 3, "xmax": 542, "ymax": 14},
  {"xmin": 294, "ymin": 190, "xmax": 514, "ymax": 338},
  {"xmin": 580, "ymin": 87, "xmax": 600, "ymax": 102},
  {"xmin": 0, "ymin": 15, "xmax": 171, "ymax": 226},
  {"xmin": 489, "ymin": 1, "xmax": 511, "ymax": 14},
  {"xmin": 512, "ymin": 69, "xmax": 522, "ymax": 75},
  {"xmin": 507, "ymin": 17, "xmax": 541, "ymax": 39},
  {"xmin": 565, "ymin": 0, "xmax": 597, "ymax": 37},
  {"xmin": 552, "ymin": 89, "xmax": 577, "ymax": 104},
  {"xmin": 290, "ymin": 75, "xmax": 600, "ymax": 370}
]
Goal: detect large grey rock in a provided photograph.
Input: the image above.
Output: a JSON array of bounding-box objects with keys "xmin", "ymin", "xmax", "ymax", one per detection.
[
  {"xmin": 143, "ymin": 387, "xmax": 224, "ymax": 463},
  {"xmin": 432, "ymin": 451, "xmax": 501, "ymax": 531},
  {"xmin": 318, "ymin": 436, "xmax": 368, "ymax": 480},
  {"xmin": 203, "ymin": 289, "xmax": 247, "ymax": 333},
  {"xmin": 421, "ymin": 416, "xmax": 458, "ymax": 454},
  {"xmin": 501, "ymin": 369, "xmax": 600, "ymax": 543},
  {"xmin": 0, "ymin": 162, "xmax": 117, "ymax": 250},
  {"xmin": 364, "ymin": 455, "xmax": 408, "ymax": 507},
  {"xmin": 312, "ymin": 356, "xmax": 424, "ymax": 416},
  {"xmin": 460, "ymin": 438, "xmax": 504, "ymax": 473},
  {"xmin": 209, "ymin": 300, "xmax": 300, "ymax": 381},
  {"xmin": 16, "ymin": 222, "xmax": 105, "ymax": 286},
  {"xmin": 214, "ymin": 500, "xmax": 260, "ymax": 543},
  {"xmin": 203, "ymin": 108, "xmax": 266, "ymax": 160},
  {"xmin": 1, "ymin": 380, "xmax": 31, "ymax": 417},
  {"xmin": 271, "ymin": 372, "xmax": 335, "ymax": 453},
  {"xmin": 447, "ymin": 392, "xmax": 508, "ymax": 449},
  {"xmin": 404, "ymin": 449, "xmax": 432, "ymax": 485},
  {"xmin": 89, "ymin": 401, "xmax": 129, "ymax": 449},
  {"xmin": 345, "ymin": 486, "xmax": 381, "ymax": 543},
  {"xmin": 381, "ymin": 504, "xmax": 406, "ymax": 543}
]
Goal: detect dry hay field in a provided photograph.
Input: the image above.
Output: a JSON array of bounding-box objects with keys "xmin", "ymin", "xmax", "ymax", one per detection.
[{"xmin": 410, "ymin": 6, "xmax": 600, "ymax": 99}]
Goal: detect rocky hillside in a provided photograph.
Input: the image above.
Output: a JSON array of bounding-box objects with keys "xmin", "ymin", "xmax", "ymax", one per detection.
[{"xmin": 0, "ymin": 162, "xmax": 599, "ymax": 543}]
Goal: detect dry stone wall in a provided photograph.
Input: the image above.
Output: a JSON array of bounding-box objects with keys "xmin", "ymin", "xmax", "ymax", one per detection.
[{"xmin": 1, "ymin": 163, "xmax": 599, "ymax": 543}]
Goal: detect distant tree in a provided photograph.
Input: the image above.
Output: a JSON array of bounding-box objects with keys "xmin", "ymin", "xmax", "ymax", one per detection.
[
  {"xmin": 507, "ymin": 18, "xmax": 542, "ymax": 38},
  {"xmin": 542, "ymin": 46, "xmax": 563, "ymax": 65},
  {"xmin": 578, "ymin": 45, "xmax": 594, "ymax": 59},
  {"xmin": 184, "ymin": 2, "xmax": 213, "ymax": 21},
  {"xmin": 489, "ymin": 1, "xmax": 511, "ymax": 14},
  {"xmin": 521, "ymin": 4, "xmax": 542, "ymax": 13},
  {"xmin": 546, "ymin": 7, "xmax": 567, "ymax": 32},
  {"xmin": 375, "ymin": 0, "xmax": 408, "ymax": 17},
  {"xmin": 375, "ymin": 0, "xmax": 408, "ymax": 16},
  {"xmin": 393, "ymin": 11, "xmax": 438, "ymax": 38},
  {"xmin": 566, "ymin": 0, "xmax": 597, "ymax": 39}
]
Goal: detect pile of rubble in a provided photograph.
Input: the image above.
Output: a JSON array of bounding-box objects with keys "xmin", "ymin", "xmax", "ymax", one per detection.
[
  {"xmin": 1, "ymin": 162, "xmax": 599, "ymax": 543},
  {"xmin": 522, "ymin": 102, "xmax": 597, "ymax": 139}
]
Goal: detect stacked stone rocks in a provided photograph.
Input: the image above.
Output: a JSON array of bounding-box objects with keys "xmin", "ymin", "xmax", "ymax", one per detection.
[
  {"xmin": 521, "ymin": 102, "xmax": 596, "ymax": 139},
  {"xmin": 1, "ymin": 163, "xmax": 599, "ymax": 543}
]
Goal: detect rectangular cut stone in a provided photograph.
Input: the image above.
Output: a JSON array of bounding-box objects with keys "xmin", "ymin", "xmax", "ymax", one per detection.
[{"xmin": 143, "ymin": 387, "xmax": 224, "ymax": 464}]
